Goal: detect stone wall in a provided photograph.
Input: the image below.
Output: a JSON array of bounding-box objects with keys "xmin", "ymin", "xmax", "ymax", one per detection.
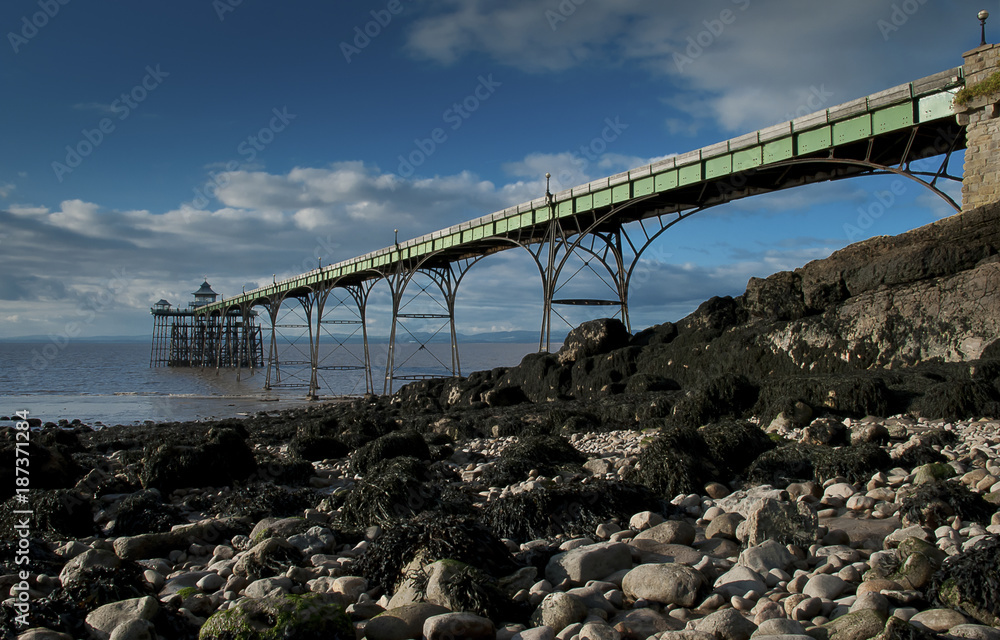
[{"xmin": 959, "ymin": 43, "xmax": 1000, "ymax": 211}]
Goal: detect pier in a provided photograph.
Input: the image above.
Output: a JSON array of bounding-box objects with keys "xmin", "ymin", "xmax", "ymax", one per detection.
[{"xmin": 163, "ymin": 45, "xmax": 1000, "ymax": 399}]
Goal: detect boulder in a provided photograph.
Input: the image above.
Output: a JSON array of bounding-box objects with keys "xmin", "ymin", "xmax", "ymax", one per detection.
[
  {"xmin": 545, "ymin": 542, "xmax": 632, "ymax": 587},
  {"xmin": 812, "ymin": 609, "xmax": 887, "ymax": 640},
  {"xmin": 530, "ymin": 592, "xmax": 588, "ymax": 632},
  {"xmin": 622, "ymin": 563, "xmax": 704, "ymax": 607},
  {"xmin": 85, "ymin": 596, "xmax": 158, "ymax": 640},
  {"xmin": 715, "ymin": 565, "xmax": 767, "ymax": 598},
  {"xmin": 59, "ymin": 548, "xmax": 120, "ymax": 585},
  {"xmin": 633, "ymin": 520, "xmax": 697, "ymax": 547},
  {"xmin": 423, "ymin": 612, "xmax": 496, "ymax": 640},
  {"xmin": 707, "ymin": 512, "xmax": 745, "ymax": 541},
  {"xmin": 365, "ymin": 603, "xmax": 451, "ymax": 640},
  {"xmin": 557, "ymin": 318, "xmax": 631, "ymax": 365},
  {"xmin": 739, "ymin": 498, "xmax": 818, "ymax": 547},
  {"xmin": 689, "ymin": 608, "xmax": 757, "ymax": 640},
  {"xmin": 113, "ymin": 517, "xmax": 249, "ymax": 561},
  {"xmin": 739, "ymin": 539, "xmax": 796, "ymax": 576},
  {"xmin": 140, "ymin": 427, "xmax": 256, "ymax": 492},
  {"xmin": 198, "ymin": 593, "xmax": 352, "ymax": 639}
]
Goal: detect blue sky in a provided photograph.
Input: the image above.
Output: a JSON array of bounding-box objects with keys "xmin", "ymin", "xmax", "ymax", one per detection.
[{"xmin": 0, "ymin": 1, "xmax": 986, "ymax": 339}]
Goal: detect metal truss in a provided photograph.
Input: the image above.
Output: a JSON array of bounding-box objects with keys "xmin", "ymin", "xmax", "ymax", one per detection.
[{"xmin": 382, "ymin": 255, "xmax": 484, "ymax": 394}]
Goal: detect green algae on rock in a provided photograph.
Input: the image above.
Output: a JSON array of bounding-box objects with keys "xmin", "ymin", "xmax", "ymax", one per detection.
[{"xmin": 198, "ymin": 593, "xmax": 352, "ymax": 640}]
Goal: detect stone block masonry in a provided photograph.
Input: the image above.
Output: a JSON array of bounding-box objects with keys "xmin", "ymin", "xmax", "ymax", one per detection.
[{"xmin": 959, "ymin": 43, "xmax": 1000, "ymax": 211}]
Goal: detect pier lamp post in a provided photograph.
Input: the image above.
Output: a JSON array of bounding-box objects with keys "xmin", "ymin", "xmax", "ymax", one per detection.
[{"xmin": 980, "ymin": 10, "xmax": 990, "ymax": 46}]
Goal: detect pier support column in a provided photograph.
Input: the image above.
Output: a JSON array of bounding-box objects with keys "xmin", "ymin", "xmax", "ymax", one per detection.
[{"xmin": 958, "ymin": 42, "xmax": 1000, "ymax": 210}]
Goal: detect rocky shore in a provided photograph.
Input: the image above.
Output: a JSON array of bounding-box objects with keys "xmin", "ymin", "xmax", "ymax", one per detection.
[
  {"xmin": 1, "ymin": 203, "xmax": 999, "ymax": 640},
  {"xmin": 1, "ymin": 407, "xmax": 999, "ymax": 640}
]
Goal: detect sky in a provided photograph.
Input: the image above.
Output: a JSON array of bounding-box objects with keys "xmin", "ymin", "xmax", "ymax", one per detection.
[{"xmin": 0, "ymin": 1, "xmax": 988, "ymax": 341}]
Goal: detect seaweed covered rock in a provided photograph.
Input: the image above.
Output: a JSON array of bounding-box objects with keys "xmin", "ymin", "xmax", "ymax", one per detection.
[
  {"xmin": 912, "ymin": 379, "xmax": 1000, "ymax": 421},
  {"xmin": 340, "ymin": 457, "xmax": 439, "ymax": 528},
  {"xmin": 406, "ymin": 559, "xmax": 519, "ymax": 622},
  {"xmin": 287, "ymin": 434, "xmax": 349, "ymax": 462},
  {"xmin": 627, "ymin": 424, "xmax": 715, "ymax": 497},
  {"xmin": 234, "ymin": 538, "xmax": 301, "ymax": 582},
  {"xmin": 499, "ymin": 351, "xmax": 573, "ymax": 403},
  {"xmin": 354, "ymin": 513, "xmax": 518, "ymax": 594},
  {"xmin": 740, "ymin": 498, "xmax": 819, "ymax": 547},
  {"xmin": 899, "ymin": 480, "xmax": 995, "ymax": 529},
  {"xmin": 745, "ymin": 442, "xmax": 891, "ymax": 488},
  {"xmin": 111, "ymin": 488, "xmax": 183, "ymax": 536},
  {"xmin": 216, "ymin": 482, "xmax": 316, "ymax": 521},
  {"xmin": 1, "ymin": 489, "xmax": 95, "ymax": 540},
  {"xmin": 557, "ymin": 318, "xmax": 631, "ymax": 365},
  {"xmin": 755, "ymin": 374, "xmax": 894, "ymax": 426},
  {"xmin": 874, "ymin": 616, "xmax": 943, "ymax": 640},
  {"xmin": 480, "ymin": 434, "xmax": 585, "ymax": 487},
  {"xmin": 747, "ymin": 442, "xmax": 821, "ymax": 487},
  {"xmin": 670, "ymin": 373, "xmax": 759, "ymax": 429},
  {"xmin": 0, "ymin": 438, "xmax": 84, "ymax": 501},
  {"xmin": 351, "ymin": 431, "xmax": 430, "ymax": 475},
  {"xmin": 198, "ymin": 593, "xmax": 353, "ymax": 640},
  {"xmin": 483, "ymin": 480, "xmax": 668, "ymax": 542},
  {"xmin": 17, "ymin": 563, "xmax": 152, "ymax": 639},
  {"xmin": 699, "ymin": 420, "xmax": 775, "ymax": 477},
  {"xmin": 930, "ymin": 535, "xmax": 1000, "ymax": 627},
  {"xmin": 814, "ymin": 442, "xmax": 893, "ymax": 485},
  {"xmin": 253, "ymin": 451, "xmax": 315, "ymax": 486},
  {"xmin": 140, "ymin": 427, "xmax": 257, "ymax": 493}
]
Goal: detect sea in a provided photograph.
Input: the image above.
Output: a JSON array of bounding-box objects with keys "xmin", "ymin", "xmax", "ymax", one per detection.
[{"xmin": 0, "ymin": 341, "xmax": 540, "ymax": 427}]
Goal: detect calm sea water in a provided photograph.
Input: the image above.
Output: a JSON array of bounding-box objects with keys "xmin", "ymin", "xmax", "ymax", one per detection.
[{"xmin": 0, "ymin": 341, "xmax": 539, "ymax": 426}]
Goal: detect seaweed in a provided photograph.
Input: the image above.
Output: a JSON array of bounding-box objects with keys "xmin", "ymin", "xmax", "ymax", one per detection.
[
  {"xmin": 480, "ymin": 434, "xmax": 585, "ymax": 487},
  {"xmin": 483, "ymin": 480, "xmax": 669, "ymax": 542},
  {"xmin": 216, "ymin": 482, "xmax": 316, "ymax": 520},
  {"xmin": 350, "ymin": 431, "xmax": 430, "ymax": 475},
  {"xmin": 0, "ymin": 489, "xmax": 95, "ymax": 540},
  {"xmin": 899, "ymin": 480, "xmax": 995, "ymax": 529},
  {"xmin": 2, "ymin": 563, "xmax": 152, "ymax": 639},
  {"xmin": 288, "ymin": 434, "xmax": 349, "ymax": 462},
  {"xmin": 670, "ymin": 373, "xmax": 759, "ymax": 428},
  {"xmin": 912, "ymin": 379, "xmax": 1000, "ymax": 421},
  {"xmin": 929, "ymin": 534, "xmax": 1000, "ymax": 627},
  {"xmin": 111, "ymin": 488, "xmax": 183, "ymax": 536},
  {"xmin": 745, "ymin": 443, "xmax": 825, "ymax": 488},
  {"xmin": 353, "ymin": 512, "xmax": 518, "ymax": 594},
  {"xmin": 339, "ymin": 457, "xmax": 438, "ymax": 528},
  {"xmin": 626, "ymin": 423, "xmax": 715, "ymax": 497},
  {"xmin": 814, "ymin": 442, "xmax": 893, "ymax": 484},
  {"xmin": 700, "ymin": 419, "xmax": 775, "ymax": 477}
]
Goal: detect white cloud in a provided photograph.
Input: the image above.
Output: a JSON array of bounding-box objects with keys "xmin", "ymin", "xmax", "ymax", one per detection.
[
  {"xmin": 0, "ymin": 183, "xmax": 14, "ymax": 198},
  {"xmin": 405, "ymin": 2, "xmax": 954, "ymax": 133}
]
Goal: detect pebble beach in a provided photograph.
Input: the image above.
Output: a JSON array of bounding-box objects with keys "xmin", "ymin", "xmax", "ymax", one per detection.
[{"xmin": 4, "ymin": 409, "xmax": 1000, "ymax": 640}]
